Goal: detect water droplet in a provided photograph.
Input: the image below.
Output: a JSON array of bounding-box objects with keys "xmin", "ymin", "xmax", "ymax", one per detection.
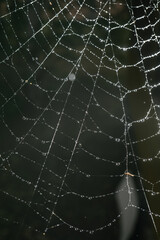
[
  {"xmin": 115, "ymin": 138, "xmax": 120, "ymax": 142},
  {"xmin": 86, "ymin": 174, "xmax": 90, "ymax": 178},
  {"xmin": 151, "ymin": 192, "xmax": 156, "ymax": 196},
  {"xmin": 116, "ymin": 162, "xmax": 120, "ymax": 166},
  {"xmin": 68, "ymin": 73, "xmax": 76, "ymax": 81}
]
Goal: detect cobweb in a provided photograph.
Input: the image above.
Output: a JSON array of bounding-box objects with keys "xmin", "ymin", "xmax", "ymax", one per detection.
[{"xmin": 0, "ymin": 0, "xmax": 160, "ymax": 239}]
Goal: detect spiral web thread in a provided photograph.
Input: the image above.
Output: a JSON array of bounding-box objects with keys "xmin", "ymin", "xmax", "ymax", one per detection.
[{"xmin": 0, "ymin": 0, "xmax": 160, "ymax": 237}]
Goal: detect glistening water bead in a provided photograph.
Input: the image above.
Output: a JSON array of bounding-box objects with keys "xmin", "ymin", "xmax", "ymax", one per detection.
[{"xmin": 68, "ymin": 73, "xmax": 76, "ymax": 81}]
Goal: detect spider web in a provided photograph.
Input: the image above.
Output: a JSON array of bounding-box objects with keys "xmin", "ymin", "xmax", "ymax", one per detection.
[{"xmin": 0, "ymin": 0, "xmax": 160, "ymax": 239}]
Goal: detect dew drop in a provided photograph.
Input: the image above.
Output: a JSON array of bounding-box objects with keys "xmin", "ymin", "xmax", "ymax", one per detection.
[
  {"xmin": 86, "ymin": 174, "xmax": 90, "ymax": 178},
  {"xmin": 116, "ymin": 162, "xmax": 120, "ymax": 166},
  {"xmin": 68, "ymin": 73, "xmax": 76, "ymax": 81},
  {"xmin": 151, "ymin": 192, "xmax": 156, "ymax": 196},
  {"xmin": 78, "ymin": 143, "xmax": 82, "ymax": 147}
]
